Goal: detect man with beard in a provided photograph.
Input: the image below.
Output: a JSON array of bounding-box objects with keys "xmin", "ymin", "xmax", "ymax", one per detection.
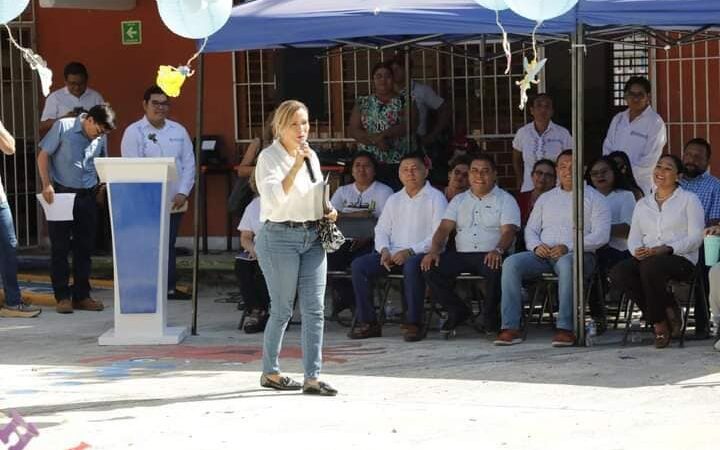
[
  {"xmin": 681, "ymin": 138, "xmax": 720, "ymax": 227},
  {"xmin": 680, "ymin": 138, "xmax": 720, "ymax": 339}
]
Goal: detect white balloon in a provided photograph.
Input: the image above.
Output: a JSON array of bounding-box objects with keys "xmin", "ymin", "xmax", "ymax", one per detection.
[
  {"xmin": 473, "ymin": 0, "xmax": 509, "ymax": 11},
  {"xmin": 505, "ymin": 0, "xmax": 578, "ymax": 22},
  {"xmin": 0, "ymin": 0, "xmax": 29, "ymax": 25},
  {"xmin": 156, "ymin": 0, "xmax": 232, "ymax": 40}
]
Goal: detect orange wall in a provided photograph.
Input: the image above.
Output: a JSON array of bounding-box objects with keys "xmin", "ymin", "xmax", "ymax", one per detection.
[{"xmin": 36, "ymin": 0, "xmax": 236, "ymax": 237}]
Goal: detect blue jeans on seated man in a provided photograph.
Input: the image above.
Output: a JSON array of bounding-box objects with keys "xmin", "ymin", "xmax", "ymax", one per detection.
[
  {"xmin": 255, "ymin": 222, "xmax": 326, "ymax": 380},
  {"xmin": 500, "ymin": 251, "xmax": 596, "ymax": 332},
  {"xmin": 351, "ymin": 251, "xmax": 426, "ymax": 325},
  {"xmin": 423, "ymin": 251, "xmax": 501, "ymax": 331},
  {"xmin": 0, "ymin": 202, "xmax": 21, "ymax": 307}
]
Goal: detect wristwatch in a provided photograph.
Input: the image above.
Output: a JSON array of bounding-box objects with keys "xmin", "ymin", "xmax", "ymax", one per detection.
[
  {"xmin": 494, "ymin": 247, "xmax": 504, "ymax": 255},
  {"xmin": 407, "ymin": 248, "xmax": 416, "ymax": 256}
]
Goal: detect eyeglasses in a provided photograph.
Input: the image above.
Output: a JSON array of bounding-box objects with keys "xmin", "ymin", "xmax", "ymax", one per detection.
[
  {"xmin": 590, "ymin": 168, "xmax": 610, "ymax": 177},
  {"xmin": 532, "ymin": 170, "xmax": 555, "ymax": 178},
  {"xmin": 149, "ymin": 100, "xmax": 171, "ymax": 109},
  {"xmin": 625, "ymin": 90, "xmax": 647, "ymax": 99}
]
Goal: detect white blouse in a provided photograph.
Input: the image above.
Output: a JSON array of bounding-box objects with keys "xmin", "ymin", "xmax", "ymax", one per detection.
[
  {"xmin": 255, "ymin": 140, "xmax": 324, "ymax": 223},
  {"xmin": 627, "ymin": 187, "xmax": 704, "ymax": 264}
]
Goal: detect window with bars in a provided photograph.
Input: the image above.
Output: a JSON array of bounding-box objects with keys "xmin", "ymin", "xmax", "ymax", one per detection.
[
  {"xmin": 612, "ymin": 34, "xmax": 650, "ymax": 106},
  {"xmin": 232, "ymin": 41, "xmax": 537, "ymax": 147}
]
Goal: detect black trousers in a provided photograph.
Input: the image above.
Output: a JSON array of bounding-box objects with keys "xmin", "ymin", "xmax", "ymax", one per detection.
[
  {"xmin": 236, "ymin": 258, "xmax": 270, "ymax": 311},
  {"xmin": 609, "ymin": 254, "xmax": 695, "ymax": 323},
  {"xmin": 423, "ymin": 251, "xmax": 501, "ymax": 330},
  {"xmin": 48, "ymin": 187, "xmax": 98, "ymax": 301}
]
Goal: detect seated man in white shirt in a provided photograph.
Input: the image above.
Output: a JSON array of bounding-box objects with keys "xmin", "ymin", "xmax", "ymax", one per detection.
[
  {"xmin": 421, "ymin": 155, "xmax": 520, "ymax": 335},
  {"xmin": 495, "ymin": 150, "xmax": 611, "ymax": 347},
  {"xmin": 349, "ymin": 152, "xmax": 447, "ymax": 342},
  {"xmin": 120, "ymin": 85, "xmax": 196, "ymax": 300},
  {"xmin": 328, "ymin": 151, "xmax": 393, "ymax": 315},
  {"xmin": 512, "ymin": 94, "xmax": 573, "ymax": 193},
  {"xmin": 40, "ymin": 62, "xmax": 105, "ymax": 135}
]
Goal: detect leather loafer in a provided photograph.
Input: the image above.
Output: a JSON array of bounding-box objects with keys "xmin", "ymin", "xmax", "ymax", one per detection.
[
  {"xmin": 56, "ymin": 299, "xmax": 73, "ymax": 314},
  {"xmin": 260, "ymin": 374, "xmax": 302, "ymax": 391},
  {"xmin": 303, "ymin": 381, "xmax": 338, "ymax": 396}
]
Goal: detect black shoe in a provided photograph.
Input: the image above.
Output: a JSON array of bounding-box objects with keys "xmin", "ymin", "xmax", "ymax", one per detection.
[
  {"xmin": 303, "ymin": 381, "xmax": 338, "ymax": 396},
  {"xmin": 243, "ymin": 309, "xmax": 268, "ymax": 334},
  {"xmin": 440, "ymin": 308, "xmax": 471, "ymax": 334},
  {"xmin": 168, "ymin": 289, "xmax": 192, "ymax": 300},
  {"xmin": 260, "ymin": 374, "xmax": 302, "ymax": 391}
]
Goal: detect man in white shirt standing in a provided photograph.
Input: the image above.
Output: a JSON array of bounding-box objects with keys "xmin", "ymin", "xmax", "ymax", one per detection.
[
  {"xmin": 421, "ymin": 155, "xmax": 520, "ymax": 335},
  {"xmin": 603, "ymin": 76, "xmax": 667, "ymax": 196},
  {"xmin": 349, "ymin": 152, "xmax": 447, "ymax": 342},
  {"xmin": 121, "ymin": 85, "xmax": 196, "ymax": 300},
  {"xmin": 40, "ymin": 62, "xmax": 105, "ymax": 135},
  {"xmin": 495, "ymin": 150, "xmax": 611, "ymax": 347},
  {"xmin": 512, "ymin": 94, "xmax": 573, "ymax": 193},
  {"xmin": 390, "ymin": 57, "xmax": 450, "ymax": 158}
]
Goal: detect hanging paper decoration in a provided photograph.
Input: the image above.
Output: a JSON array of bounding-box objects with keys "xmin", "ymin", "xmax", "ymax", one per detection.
[
  {"xmin": 474, "ymin": 1, "xmax": 512, "ymax": 75},
  {"xmin": 3, "ymin": 23, "xmax": 53, "ymax": 97},
  {"xmin": 156, "ymin": 0, "xmax": 232, "ymax": 40},
  {"xmin": 504, "ymin": 0, "xmax": 578, "ymax": 22},
  {"xmin": 504, "ymin": 0, "xmax": 578, "ymax": 109},
  {"xmin": 157, "ymin": 65, "xmax": 193, "ymax": 98},
  {"xmin": 0, "ymin": 0, "xmax": 29, "ymax": 25}
]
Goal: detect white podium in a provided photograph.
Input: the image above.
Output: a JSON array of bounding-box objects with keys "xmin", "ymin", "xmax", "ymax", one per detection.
[{"xmin": 95, "ymin": 157, "xmax": 189, "ymax": 345}]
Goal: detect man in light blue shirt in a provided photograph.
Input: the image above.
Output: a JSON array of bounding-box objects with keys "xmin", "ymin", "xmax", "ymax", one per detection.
[
  {"xmin": 120, "ymin": 85, "xmax": 196, "ymax": 300},
  {"xmin": 37, "ymin": 103, "xmax": 116, "ymax": 314},
  {"xmin": 421, "ymin": 155, "xmax": 520, "ymax": 335}
]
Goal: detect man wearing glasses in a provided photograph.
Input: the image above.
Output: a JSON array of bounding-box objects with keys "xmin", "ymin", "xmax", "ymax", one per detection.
[
  {"xmin": 37, "ymin": 103, "xmax": 116, "ymax": 314},
  {"xmin": 603, "ymin": 76, "xmax": 667, "ymax": 196},
  {"xmin": 40, "ymin": 62, "xmax": 105, "ymax": 135},
  {"xmin": 120, "ymin": 85, "xmax": 196, "ymax": 300}
]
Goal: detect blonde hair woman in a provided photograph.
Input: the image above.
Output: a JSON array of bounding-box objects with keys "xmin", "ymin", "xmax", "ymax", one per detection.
[{"xmin": 254, "ymin": 100, "xmax": 338, "ymax": 396}]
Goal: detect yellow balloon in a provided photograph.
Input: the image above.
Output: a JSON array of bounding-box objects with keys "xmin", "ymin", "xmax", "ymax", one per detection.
[{"xmin": 156, "ymin": 65, "xmax": 186, "ymax": 98}]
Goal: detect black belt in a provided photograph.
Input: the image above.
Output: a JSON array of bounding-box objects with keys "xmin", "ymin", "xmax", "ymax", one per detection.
[
  {"xmin": 271, "ymin": 220, "xmax": 319, "ymax": 229},
  {"xmin": 54, "ymin": 183, "xmax": 97, "ymax": 196}
]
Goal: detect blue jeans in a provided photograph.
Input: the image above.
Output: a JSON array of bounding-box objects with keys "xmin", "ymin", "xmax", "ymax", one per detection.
[
  {"xmin": 255, "ymin": 222, "xmax": 327, "ymax": 380},
  {"xmin": 351, "ymin": 252, "xmax": 426, "ymax": 324},
  {"xmin": 0, "ymin": 202, "xmax": 21, "ymax": 307},
  {"xmin": 168, "ymin": 212, "xmax": 183, "ymax": 291},
  {"xmin": 500, "ymin": 251, "xmax": 595, "ymax": 331}
]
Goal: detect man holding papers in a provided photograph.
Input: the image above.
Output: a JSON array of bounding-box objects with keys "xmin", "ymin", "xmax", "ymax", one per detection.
[
  {"xmin": 37, "ymin": 104, "xmax": 116, "ymax": 314},
  {"xmin": 120, "ymin": 85, "xmax": 196, "ymax": 300}
]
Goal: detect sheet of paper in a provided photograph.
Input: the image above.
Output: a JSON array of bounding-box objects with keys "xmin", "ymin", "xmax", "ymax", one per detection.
[{"xmin": 36, "ymin": 193, "xmax": 75, "ymax": 221}]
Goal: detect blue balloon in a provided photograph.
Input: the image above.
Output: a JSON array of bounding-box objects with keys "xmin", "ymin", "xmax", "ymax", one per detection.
[
  {"xmin": 473, "ymin": 0, "xmax": 509, "ymax": 11},
  {"xmin": 156, "ymin": 0, "xmax": 232, "ymax": 40},
  {"xmin": 505, "ymin": 0, "xmax": 578, "ymax": 21},
  {"xmin": 0, "ymin": 0, "xmax": 29, "ymax": 25}
]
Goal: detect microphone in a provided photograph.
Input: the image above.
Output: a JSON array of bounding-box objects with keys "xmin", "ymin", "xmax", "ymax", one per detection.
[{"xmin": 300, "ymin": 139, "xmax": 316, "ymax": 183}]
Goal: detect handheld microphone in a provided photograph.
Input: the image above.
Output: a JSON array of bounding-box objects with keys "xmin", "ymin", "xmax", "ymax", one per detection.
[{"xmin": 300, "ymin": 139, "xmax": 316, "ymax": 183}]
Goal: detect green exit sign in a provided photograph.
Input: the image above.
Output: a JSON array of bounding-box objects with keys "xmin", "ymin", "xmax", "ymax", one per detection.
[{"xmin": 121, "ymin": 20, "xmax": 142, "ymax": 45}]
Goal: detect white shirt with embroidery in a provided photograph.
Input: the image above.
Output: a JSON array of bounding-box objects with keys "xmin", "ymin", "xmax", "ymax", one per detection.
[
  {"xmin": 120, "ymin": 116, "xmax": 196, "ymax": 199},
  {"xmin": 330, "ymin": 181, "xmax": 393, "ymax": 217},
  {"xmin": 602, "ymin": 106, "xmax": 667, "ymax": 195},
  {"xmin": 513, "ymin": 121, "xmax": 573, "ymax": 192}
]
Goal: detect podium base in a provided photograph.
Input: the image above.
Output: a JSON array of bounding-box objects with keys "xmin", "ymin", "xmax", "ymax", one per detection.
[{"xmin": 98, "ymin": 326, "xmax": 188, "ymax": 346}]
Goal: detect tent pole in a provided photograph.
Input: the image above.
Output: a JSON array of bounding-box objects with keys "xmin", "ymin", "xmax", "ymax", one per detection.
[
  {"xmin": 191, "ymin": 52, "xmax": 204, "ymax": 336},
  {"xmin": 571, "ymin": 22, "xmax": 586, "ymax": 345},
  {"xmin": 405, "ymin": 47, "xmax": 412, "ymax": 151}
]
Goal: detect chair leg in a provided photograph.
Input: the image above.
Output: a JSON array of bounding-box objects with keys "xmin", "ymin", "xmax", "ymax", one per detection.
[
  {"xmin": 680, "ymin": 281, "xmax": 696, "ymax": 348},
  {"xmin": 621, "ymin": 295, "xmax": 634, "ymax": 346},
  {"xmin": 238, "ymin": 308, "xmax": 247, "ymax": 330}
]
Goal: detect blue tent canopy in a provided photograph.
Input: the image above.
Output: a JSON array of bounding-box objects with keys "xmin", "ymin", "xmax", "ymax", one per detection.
[{"xmin": 205, "ymin": 0, "xmax": 720, "ymax": 52}]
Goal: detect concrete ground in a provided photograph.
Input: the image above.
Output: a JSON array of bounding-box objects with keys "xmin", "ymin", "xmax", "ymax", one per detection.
[{"xmin": 1, "ymin": 270, "xmax": 720, "ymax": 450}]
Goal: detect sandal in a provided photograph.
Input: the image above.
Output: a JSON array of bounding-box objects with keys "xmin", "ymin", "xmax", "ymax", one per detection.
[
  {"xmin": 260, "ymin": 374, "xmax": 302, "ymax": 391},
  {"xmin": 303, "ymin": 380, "xmax": 338, "ymax": 396}
]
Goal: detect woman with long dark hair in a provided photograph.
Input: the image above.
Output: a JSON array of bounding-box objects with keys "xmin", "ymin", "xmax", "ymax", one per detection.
[
  {"xmin": 610, "ymin": 154, "xmax": 704, "ymax": 348},
  {"xmin": 608, "ymin": 150, "xmax": 644, "ymax": 200}
]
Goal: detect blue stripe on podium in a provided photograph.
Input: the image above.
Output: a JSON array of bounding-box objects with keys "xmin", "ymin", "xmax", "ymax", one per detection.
[{"xmin": 110, "ymin": 182, "xmax": 162, "ymax": 314}]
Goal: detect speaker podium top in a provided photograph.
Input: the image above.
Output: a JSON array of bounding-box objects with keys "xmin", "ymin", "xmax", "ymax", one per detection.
[{"xmin": 95, "ymin": 157, "xmax": 178, "ymax": 183}]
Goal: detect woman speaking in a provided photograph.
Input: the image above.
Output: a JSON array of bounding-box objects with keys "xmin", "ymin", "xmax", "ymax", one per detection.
[{"xmin": 255, "ymin": 100, "xmax": 338, "ymax": 396}]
